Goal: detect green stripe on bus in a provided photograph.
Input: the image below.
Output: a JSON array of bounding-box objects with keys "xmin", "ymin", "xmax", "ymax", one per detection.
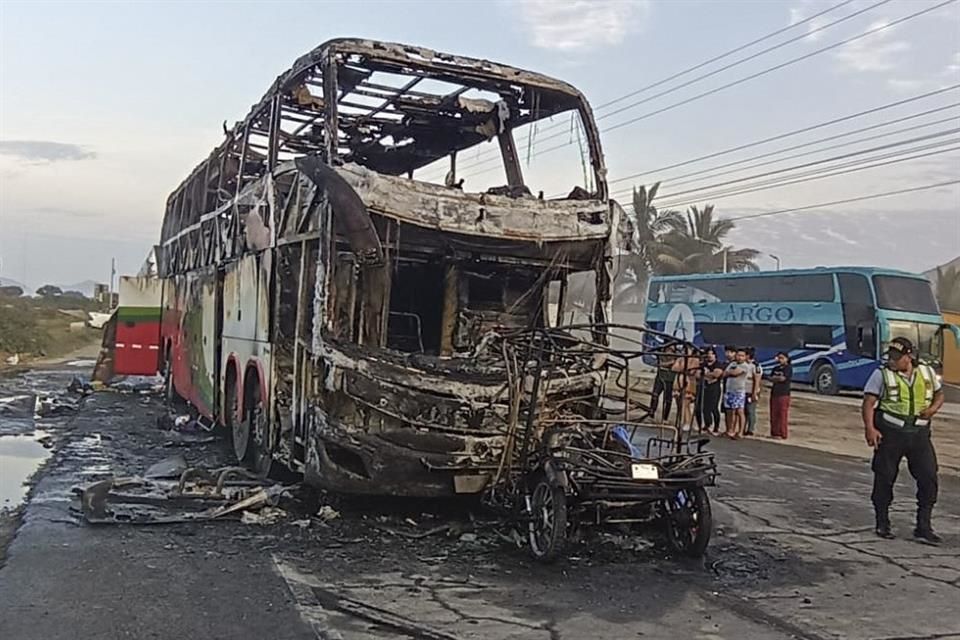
[{"xmin": 116, "ymin": 306, "xmax": 162, "ymax": 322}]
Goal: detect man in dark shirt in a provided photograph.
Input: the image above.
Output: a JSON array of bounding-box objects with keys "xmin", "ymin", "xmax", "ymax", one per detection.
[
  {"xmin": 699, "ymin": 349, "xmax": 724, "ymax": 435},
  {"xmin": 769, "ymin": 352, "xmax": 792, "ymax": 439},
  {"xmin": 650, "ymin": 346, "xmax": 677, "ymax": 422}
]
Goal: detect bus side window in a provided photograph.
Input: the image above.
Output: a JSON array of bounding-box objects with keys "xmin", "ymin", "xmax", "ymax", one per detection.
[{"xmin": 859, "ymin": 324, "xmax": 876, "ymax": 358}]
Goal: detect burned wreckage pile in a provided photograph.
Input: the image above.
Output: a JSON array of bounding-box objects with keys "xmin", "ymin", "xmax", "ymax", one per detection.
[{"xmin": 108, "ymin": 39, "xmax": 719, "ymax": 560}]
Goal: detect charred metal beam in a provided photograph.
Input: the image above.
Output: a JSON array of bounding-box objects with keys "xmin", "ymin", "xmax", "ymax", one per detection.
[
  {"xmin": 497, "ymin": 128, "xmax": 523, "ymax": 188},
  {"xmin": 293, "ymin": 156, "xmax": 383, "ymax": 267}
]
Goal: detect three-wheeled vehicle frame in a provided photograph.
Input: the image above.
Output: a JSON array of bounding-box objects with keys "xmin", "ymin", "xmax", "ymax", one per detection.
[{"xmin": 477, "ymin": 323, "xmax": 717, "ymax": 562}]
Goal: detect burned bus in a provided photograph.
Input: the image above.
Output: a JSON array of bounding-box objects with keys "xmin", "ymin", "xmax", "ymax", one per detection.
[{"xmin": 155, "ymin": 39, "xmax": 617, "ymax": 497}]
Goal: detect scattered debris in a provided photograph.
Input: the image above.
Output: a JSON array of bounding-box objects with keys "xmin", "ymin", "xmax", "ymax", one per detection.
[
  {"xmin": 241, "ymin": 507, "xmax": 287, "ymax": 526},
  {"xmin": 87, "ymin": 312, "xmax": 111, "ymax": 329},
  {"xmin": 316, "ymin": 505, "xmax": 341, "ymax": 522},
  {"xmin": 144, "ymin": 455, "xmax": 189, "ymax": 480},
  {"xmin": 67, "ymin": 374, "xmax": 162, "ymax": 396},
  {"xmin": 162, "ymin": 433, "xmax": 217, "ymax": 448},
  {"xmin": 34, "ymin": 394, "xmax": 79, "ymax": 417},
  {"xmin": 0, "ymin": 394, "xmax": 35, "ymax": 418},
  {"xmin": 75, "ymin": 462, "xmax": 290, "ymax": 526},
  {"xmin": 68, "ymin": 376, "xmax": 102, "ymax": 395}
]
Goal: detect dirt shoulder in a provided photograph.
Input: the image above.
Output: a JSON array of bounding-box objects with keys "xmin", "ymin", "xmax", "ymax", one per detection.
[
  {"xmin": 0, "ymin": 297, "xmax": 103, "ymax": 371},
  {"xmin": 747, "ymin": 390, "xmax": 960, "ymax": 471}
]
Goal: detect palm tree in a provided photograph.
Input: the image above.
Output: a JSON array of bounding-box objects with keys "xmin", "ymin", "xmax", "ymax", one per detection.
[
  {"xmin": 936, "ymin": 265, "xmax": 960, "ymax": 312},
  {"xmin": 652, "ymin": 204, "xmax": 759, "ymax": 275},
  {"xmin": 613, "ymin": 183, "xmax": 683, "ymax": 304}
]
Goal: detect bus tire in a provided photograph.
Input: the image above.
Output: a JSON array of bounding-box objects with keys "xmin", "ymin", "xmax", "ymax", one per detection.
[
  {"xmin": 225, "ymin": 369, "xmax": 246, "ymax": 461},
  {"xmin": 244, "ymin": 377, "xmax": 273, "ymax": 477},
  {"xmin": 813, "ymin": 362, "xmax": 838, "ymax": 395}
]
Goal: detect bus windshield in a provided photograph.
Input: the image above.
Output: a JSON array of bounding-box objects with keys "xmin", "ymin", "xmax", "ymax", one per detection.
[
  {"xmin": 873, "ymin": 275, "xmax": 939, "ymax": 314},
  {"xmin": 887, "ymin": 321, "xmax": 943, "ymax": 363}
]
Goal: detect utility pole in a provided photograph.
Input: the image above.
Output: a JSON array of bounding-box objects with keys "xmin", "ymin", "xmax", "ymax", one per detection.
[
  {"xmin": 722, "ymin": 247, "xmax": 728, "ymax": 274},
  {"xmin": 109, "ymin": 258, "xmax": 117, "ymax": 308}
]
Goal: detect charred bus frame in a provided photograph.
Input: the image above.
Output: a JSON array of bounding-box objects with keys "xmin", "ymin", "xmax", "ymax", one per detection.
[{"xmin": 156, "ymin": 39, "xmax": 616, "ymax": 497}]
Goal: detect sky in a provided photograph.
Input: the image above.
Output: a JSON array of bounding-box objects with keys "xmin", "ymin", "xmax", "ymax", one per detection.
[{"xmin": 1, "ymin": 0, "xmax": 958, "ymax": 290}]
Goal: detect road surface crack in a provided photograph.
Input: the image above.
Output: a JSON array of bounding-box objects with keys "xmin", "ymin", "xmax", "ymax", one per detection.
[{"xmin": 716, "ymin": 498, "xmax": 960, "ymax": 592}]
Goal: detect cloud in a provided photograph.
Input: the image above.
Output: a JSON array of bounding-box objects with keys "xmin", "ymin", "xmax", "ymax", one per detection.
[
  {"xmin": 0, "ymin": 140, "xmax": 96, "ymax": 163},
  {"xmin": 944, "ymin": 51, "xmax": 960, "ymax": 75},
  {"xmin": 886, "ymin": 52, "xmax": 960, "ymax": 93},
  {"xmin": 726, "ymin": 207, "xmax": 959, "ymax": 274},
  {"xmin": 788, "ymin": 1, "xmax": 830, "ymax": 41},
  {"xmin": 517, "ymin": 0, "xmax": 650, "ymax": 52},
  {"xmin": 833, "ymin": 20, "xmax": 910, "ymax": 73},
  {"xmin": 15, "ymin": 206, "xmax": 104, "ymax": 219}
]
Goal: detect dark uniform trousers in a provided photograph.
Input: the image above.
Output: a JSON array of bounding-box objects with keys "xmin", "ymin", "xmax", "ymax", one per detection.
[{"xmin": 871, "ymin": 424, "xmax": 939, "ymax": 512}]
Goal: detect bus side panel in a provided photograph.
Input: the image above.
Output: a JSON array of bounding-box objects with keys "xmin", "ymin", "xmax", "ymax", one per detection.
[
  {"xmin": 162, "ymin": 275, "xmax": 189, "ymax": 401},
  {"xmin": 221, "ymin": 253, "xmax": 272, "ymax": 416},
  {"xmin": 175, "ymin": 268, "xmax": 218, "ymax": 418}
]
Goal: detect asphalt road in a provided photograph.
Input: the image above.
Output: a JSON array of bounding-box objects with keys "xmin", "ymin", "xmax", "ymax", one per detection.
[{"xmin": 0, "ymin": 369, "xmax": 958, "ymax": 640}]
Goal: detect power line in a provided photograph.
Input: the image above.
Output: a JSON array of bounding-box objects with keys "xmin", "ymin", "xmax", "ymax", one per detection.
[
  {"xmin": 655, "ymin": 143, "xmax": 960, "ymax": 209},
  {"xmin": 608, "ymin": 84, "xmax": 960, "ymax": 187},
  {"xmin": 607, "ymin": 105, "xmax": 960, "ymax": 199},
  {"xmin": 600, "ymin": 0, "xmax": 893, "ymax": 124},
  {"xmin": 656, "ymin": 142, "xmax": 960, "ymax": 210},
  {"xmin": 725, "ymin": 180, "xmax": 960, "ymax": 222},
  {"xmin": 655, "ymin": 139, "xmax": 960, "ymax": 207},
  {"xmin": 648, "ymin": 127, "xmax": 960, "ymax": 201},
  {"xmin": 602, "ymin": 0, "xmax": 957, "ymax": 134},
  {"xmin": 597, "ymin": 0, "xmax": 858, "ymax": 114},
  {"xmin": 460, "ymin": 0, "xmax": 958, "ymax": 180},
  {"xmin": 425, "ymin": 0, "xmax": 861, "ymax": 178}
]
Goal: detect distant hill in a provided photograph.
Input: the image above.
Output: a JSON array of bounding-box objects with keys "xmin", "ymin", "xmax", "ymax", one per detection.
[
  {"xmin": 54, "ymin": 280, "xmax": 98, "ymax": 298},
  {"xmin": 0, "ymin": 276, "xmax": 25, "ymax": 289}
]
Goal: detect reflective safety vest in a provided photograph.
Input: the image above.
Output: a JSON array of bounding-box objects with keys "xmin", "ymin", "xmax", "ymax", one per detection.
[{"xmin": 878, "ymin": 364, "xmax": 936, "ymax": 428}]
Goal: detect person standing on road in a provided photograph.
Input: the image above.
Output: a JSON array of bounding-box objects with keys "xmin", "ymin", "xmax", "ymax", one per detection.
[
  {"xmin": 722, "ymin": 345, "xmax": 736, "ymax": 434},
  {"xmin": 769, "ymin": 352, "xmax": 792, "ymax": 439},
  {"xmin": 651, "ymin": 345, "xmax": 678, "ymax": 422},
  {"xmin": 700, "ymin": 349, "xmax": 724, "ymax": 434},
  {"xmin": 862, "ymin": 337, "xmax": 944, "ymax": 542},
  {"xmin": 671, "ymin": 344, "xmax": 701, "ymax": 432},
  {"xmin": 744, "ymin": 347, "xmax": 763, "ymax": 436},
  {"xmin": 723, "ymin": 349, "xmax": 749, "ymax": 439}
]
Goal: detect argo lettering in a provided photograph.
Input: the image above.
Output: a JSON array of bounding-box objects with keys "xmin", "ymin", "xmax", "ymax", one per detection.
[{"xmin": 722, "ymin": 305, "xmax": 794, "ymax": 323}]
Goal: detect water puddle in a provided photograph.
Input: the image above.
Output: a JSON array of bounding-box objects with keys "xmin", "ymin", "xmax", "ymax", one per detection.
[
  {"xmin": 0, "ymin": 431, "xmax": 52, "ymax": 511},
  {"xmin": 66, "ymin": 359, "xmax": 97, "ymax": 368}
]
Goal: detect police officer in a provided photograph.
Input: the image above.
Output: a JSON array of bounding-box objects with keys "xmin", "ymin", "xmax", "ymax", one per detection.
[{"xmin": 862, "ymin": 337, "xmax": 944, "ymax": 542}]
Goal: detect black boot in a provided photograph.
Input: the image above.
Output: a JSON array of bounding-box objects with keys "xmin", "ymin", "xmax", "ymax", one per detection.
[
  {"xmin": 875, "ymin": 510, "xmax": 894, "ymax": 539},
  {"xmin": 914, "ymin": 507, "xmax": 942, "ymax": 544}
]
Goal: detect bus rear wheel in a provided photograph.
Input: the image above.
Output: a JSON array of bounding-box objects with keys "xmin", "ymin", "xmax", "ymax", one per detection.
[
  {"xmin": 813, "ymin": 362, "xmax": 838, "ymax": 395},
  {"xmin": 243, "ymin": 384, "xmax": 273, "ymax": 477}
]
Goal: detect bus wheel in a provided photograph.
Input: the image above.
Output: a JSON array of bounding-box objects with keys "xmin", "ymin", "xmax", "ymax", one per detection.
[
  {"xmin": 245, "ymin": 385, "xmax": 273, "ymax": 477},
  {"xmin": 227, "ymin": 379, "xmax": 247, "ymax": 463},
  {"xmin": 814, "ymin": 363, "xmax": 838, "ymax": 395}
]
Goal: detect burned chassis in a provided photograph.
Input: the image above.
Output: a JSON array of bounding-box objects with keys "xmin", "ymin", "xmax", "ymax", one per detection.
[{"xmin": 443, "ymin": 324, "xmax": 718, "ymax": 562}]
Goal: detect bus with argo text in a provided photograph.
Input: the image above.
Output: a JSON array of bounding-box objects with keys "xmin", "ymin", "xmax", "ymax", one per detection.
[
  {"xmin": 143, "ymin": 39, "xmax": 618, "ymax": 494},
  {"xmin": 643, "ymin": 267, "xmax": 960, "ymax": 394}
]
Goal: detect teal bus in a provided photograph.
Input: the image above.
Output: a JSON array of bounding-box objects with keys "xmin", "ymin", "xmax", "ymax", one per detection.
[{"xmin": 643, "ymin": 267, "xmax": 957, "ymax": 394}]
